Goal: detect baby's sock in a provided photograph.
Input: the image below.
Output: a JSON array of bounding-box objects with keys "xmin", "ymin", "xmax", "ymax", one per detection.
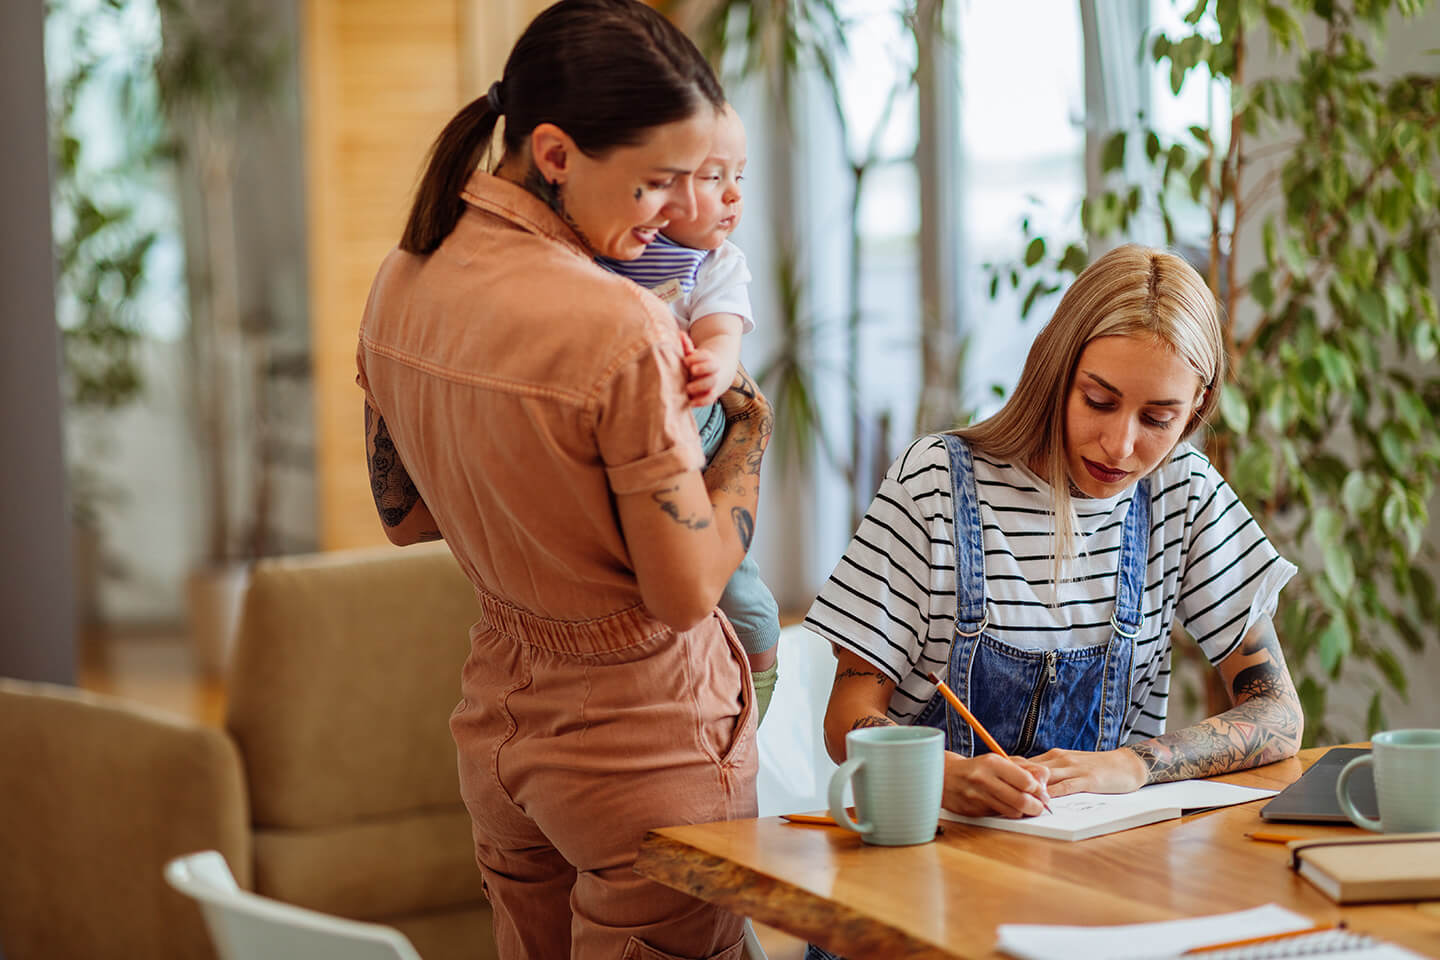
[{"xmin": 751, "ymin": 663, "xmax": 778, "ymax": 726}]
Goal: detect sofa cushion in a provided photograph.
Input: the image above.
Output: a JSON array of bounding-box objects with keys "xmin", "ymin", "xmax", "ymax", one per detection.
[
  {"xmin": 252, "ymin": 807, "xmax": 484, "ymax": 919},
  {"xmin": 227, "ymin": 544, "xmax": 478, "ymax": 828}
]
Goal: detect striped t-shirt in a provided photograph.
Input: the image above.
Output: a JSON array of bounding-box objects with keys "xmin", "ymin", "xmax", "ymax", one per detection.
[{"xmin": 803, "ymin": 434, "xmax": 1297, "ymax": 743}]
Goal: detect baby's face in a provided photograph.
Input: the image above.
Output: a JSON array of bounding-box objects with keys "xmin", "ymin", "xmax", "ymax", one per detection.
[{"xmin": 661, "ymin": 104, "xmax": 745, "ymax": 251}]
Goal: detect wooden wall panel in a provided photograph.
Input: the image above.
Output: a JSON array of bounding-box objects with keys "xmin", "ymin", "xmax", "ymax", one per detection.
[{"xmin": 306, "ymin": 0, "xmax": 549, "ymax": 550}]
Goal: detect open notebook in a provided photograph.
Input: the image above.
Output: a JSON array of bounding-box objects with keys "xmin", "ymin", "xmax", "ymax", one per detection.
[
  {"xmin": 940, "ymin": 778, "xmax": 1277, "ymax": 841},
  {"xmin": 995, "ymin": 904, "xmax": 1428, "ymax": 959}
]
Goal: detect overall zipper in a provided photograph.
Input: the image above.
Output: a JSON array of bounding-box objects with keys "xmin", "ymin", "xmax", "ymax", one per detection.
[{"xmin": 1014, "ymin": 650, "xmax": 1058, "ymax": 755}]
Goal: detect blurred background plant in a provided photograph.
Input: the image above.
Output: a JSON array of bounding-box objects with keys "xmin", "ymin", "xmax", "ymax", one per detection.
[
  {"xmin": 984, "ymin": 0, "xmax": 1440, "ymax": 743},
  {"xmin": 46, "ymin": 0, "xmax": 179, "ymax": 617},
  {"xmin": 663, "ymin": 0, "xmax": 956, "ymax": 529}
]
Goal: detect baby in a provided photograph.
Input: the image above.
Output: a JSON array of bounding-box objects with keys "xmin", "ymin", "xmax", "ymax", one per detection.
[{"xmin": 600, "ymin": 104, "xmax": 782, "ymax": 721}]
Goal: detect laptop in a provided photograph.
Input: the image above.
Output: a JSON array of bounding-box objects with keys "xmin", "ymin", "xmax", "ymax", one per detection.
[{"xmin": 1259, "ymin": 746, "xmax": 1377, "ymax": 823}]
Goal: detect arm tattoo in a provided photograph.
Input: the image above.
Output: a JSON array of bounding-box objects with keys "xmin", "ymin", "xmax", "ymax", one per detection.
[
  {"xmin": 367, "ymin": 407, "xmax": 423, "ymax": 528},
  {"xmin": 851, "ymin": 716, "xmax": 897, "ymax": 731},
  {"xmin": 1126, "ymin": 619, "xmax": 1302, "ymax": 784},
  {"xmin": 838, "ymin": 667, "xmax": 889, "ymax": 686},
  {"xmin": 651, "ymin": 485, "xmax": 711, "ymax": 530},
  {"xmin": 731, "ymin": 507, "xmax": 753, "ymax": 550}
]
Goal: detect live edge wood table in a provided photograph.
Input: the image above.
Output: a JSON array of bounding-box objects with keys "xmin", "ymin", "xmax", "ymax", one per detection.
[{"xmin": 634, "ymin": 747, "xmax": 1440, "ymax": 959}]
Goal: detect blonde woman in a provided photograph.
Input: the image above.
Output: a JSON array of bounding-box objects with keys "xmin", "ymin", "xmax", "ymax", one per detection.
[{"xmin": 810, "ymin": 245, "xmax": 1303, "ymax": 828}]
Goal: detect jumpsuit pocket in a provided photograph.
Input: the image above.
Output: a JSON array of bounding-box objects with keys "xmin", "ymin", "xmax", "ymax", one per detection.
[
  {"xmin": 698, "ymin": 613, "xmax": 754, "ymax": 767},
  {"xmin": 623, "ymin": 933, "xmax": 745, "ymax": 960}
]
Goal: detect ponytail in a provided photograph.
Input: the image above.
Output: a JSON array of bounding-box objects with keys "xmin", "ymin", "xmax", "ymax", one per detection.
[{"xmin": 400, "ymin": 95, "xmax": 500, "ymax": 254}]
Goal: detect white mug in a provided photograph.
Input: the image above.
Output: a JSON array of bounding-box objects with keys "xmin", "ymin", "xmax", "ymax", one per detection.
[
  {"xmin": 1337, "ymin": 729, "xmax": 1440, "ymax": 833},
  {"xmin": 827, "ymin": 726, "xmax": 944, "ymax": 846}
]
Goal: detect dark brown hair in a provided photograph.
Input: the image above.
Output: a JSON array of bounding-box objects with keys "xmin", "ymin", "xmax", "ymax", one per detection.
[{"xmin": 399, "ymin": 0, "xmax": 725, "ymax": 254}]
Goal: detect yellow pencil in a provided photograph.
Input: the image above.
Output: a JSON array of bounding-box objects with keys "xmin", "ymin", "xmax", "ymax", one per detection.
[
  {"xmin": 1245, "ymin": 831, "xmax": 1307, "ymax": 844},
  {"xmin": 1182, "ymin": 923, "xmax": 1339, "ymax": 954},
  {"xmin": 927, "ymin": 672, "xmax": 1053, "ymax": 814}
]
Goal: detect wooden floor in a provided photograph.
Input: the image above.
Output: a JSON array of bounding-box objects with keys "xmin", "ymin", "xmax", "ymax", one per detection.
[{"xmin": 77, "ymin": 625, "xmax": 808, "ymax": 959}]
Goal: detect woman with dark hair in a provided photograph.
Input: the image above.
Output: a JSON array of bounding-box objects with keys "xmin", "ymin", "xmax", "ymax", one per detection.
[{"xmin": 356, "ymin": 2, "xmax": 770, "ymax": 957}]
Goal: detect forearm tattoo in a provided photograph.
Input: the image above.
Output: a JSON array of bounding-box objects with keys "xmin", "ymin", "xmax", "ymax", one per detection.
[
  {"xmin": 1127, "ymin": 619, "xmax": 1302, "ymax": 784},
  {"xmin": 732, "ymin": 507, "xmax": 753, "ymax": 550},
  {"xmin": 652, "ymin": 484, "xmax": 711, "ymax": 531},
  {"xmin": 838, "ymin": 667, "xmax": 890, "ymax": 686},
  {"xmin": 367, "ymin": 407, "xmax": 423, "ymax": 528},
  {"xmin": 851, "ymin": 716, "xmax": 897, "ymax": 730}
]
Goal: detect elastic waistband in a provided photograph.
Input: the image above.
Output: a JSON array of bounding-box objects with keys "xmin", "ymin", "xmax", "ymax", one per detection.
[{"xmin": 473, "ymin": 586, "xmax": 671, "ymax": 655}]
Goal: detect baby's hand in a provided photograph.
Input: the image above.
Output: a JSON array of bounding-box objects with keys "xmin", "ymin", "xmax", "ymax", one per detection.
[{"xmin": 684, "ymin": 347, "xmax": 730, "ymax": 407}]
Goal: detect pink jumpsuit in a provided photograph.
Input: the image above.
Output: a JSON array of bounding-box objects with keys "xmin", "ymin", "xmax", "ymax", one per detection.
[{"xmin": 357, "ymin": 173, "xmax": 757, "ymax": 960}]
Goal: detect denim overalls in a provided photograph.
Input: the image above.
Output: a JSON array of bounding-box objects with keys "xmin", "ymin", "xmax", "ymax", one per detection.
[
  {"xmin": 804, "ymin": 435, "xmax": 1148, "ymax": 960},
  {"xmin": 912, "ymin": 434, "xmax": 1148, "ymax": 756}
]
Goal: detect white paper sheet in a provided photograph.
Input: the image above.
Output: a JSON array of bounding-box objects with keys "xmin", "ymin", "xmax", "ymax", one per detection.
[{"xmin": 940, "ymin": 779, "xmax": 1277, "ymax": 841}]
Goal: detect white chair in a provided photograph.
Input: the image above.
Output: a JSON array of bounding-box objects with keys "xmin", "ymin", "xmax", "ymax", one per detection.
[
  {"xmin": 170, "ymin": 850, "xmax": 772, "ymax": 960},
  {"xmin": 756, "ymin": 623, "xmax": 840, "ymax": 818},
  {"xmin": 164, "ymin": 851, "xmax": 423, "ymax": 960}
]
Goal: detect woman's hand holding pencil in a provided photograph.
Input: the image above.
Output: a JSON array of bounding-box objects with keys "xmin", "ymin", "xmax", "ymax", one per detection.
[{"xmin": 928, "ymin": 672, "xmax": 1056, "ymax": 818}]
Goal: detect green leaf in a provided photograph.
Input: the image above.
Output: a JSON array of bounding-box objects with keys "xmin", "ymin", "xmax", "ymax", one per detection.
[
  {"xmin": 1340, "ymin": 472, "xmax": 1374, "ymax": 514},
  {"xmin": 1379, "ymin": 424, "xmax": 1411, "ymax": 472},
  {"xmin": 1188, "ymin": 124, "xmax": 1211, "ymax": 146},
  {"xmin": 1250, "ymin": 269, "xmax": 1275, "ymax": 310},
  {"xmin": 1100, "ymin": 132, "xmax": 1127, "ymax": 174},
  {"xmin": 1366, "ymin": 692, "xmax": 1387, "ymax": 737},
  {"xmin": 1058, "ymin": 244, "xmax": 1088, "ymax": 276},
  {"xmin": 1024, "ymin": 237, "xmax": 1046, "ymax": 268},
  {"xmin": 1145, "ymin": 130, "xmax": 1161, "ymax": 163},
  {"xmin": 1297, "ymin": 675, "xmax": 1326, "ymax": 730},
  {"xmin": 1317, "ymin": 617, "xmax": 1352, "ymax": 674},
  {"xmin": 1231, "ymin": 442, "xmax": 1275, "ymax": 499},
  {"xmin": 1412, "ymin": 567, "xmax": 1438, "ymax": 620},
  {"xmin": 1217, "ymin": 383, "xmax": 1250, "ymax": 434},
  {"xmin": 1312, "ymin": 507, "xmax": 1344, "ymax": 547},
  {"xmin": 1323, "ymin": 543, "xmax": 1357, "ymax": 598}
]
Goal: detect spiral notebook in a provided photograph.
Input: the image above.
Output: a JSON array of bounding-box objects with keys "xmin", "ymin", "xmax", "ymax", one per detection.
[{"xmin": 994, "ymin": 904, "xmax": 1428, "ymax": 960}]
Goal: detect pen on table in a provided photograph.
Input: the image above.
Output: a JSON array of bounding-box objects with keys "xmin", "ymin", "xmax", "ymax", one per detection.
[
  {"xmin": 926, "ymin": 672, "xmax": 1053, "ymax": 814},
  {"xmin": 1244, "ymin": 831, "xmax": 1307, "ymax": 844},
  {"xmin": 1181, "ymin": 922, "xmax": 1340, "ymax": 954},
  {"xmin": 781, "ymin": 812, "xmax": 840, "ymax": 826}
]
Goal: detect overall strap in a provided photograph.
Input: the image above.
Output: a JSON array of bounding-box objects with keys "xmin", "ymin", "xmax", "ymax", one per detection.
[
  {"xmin": 1111, "ymin": 478, "xmax": 1151, "ymax": 638},
  {"xmin": 940, "ymin": 434, "xmax": 988, "ymax": 634}
]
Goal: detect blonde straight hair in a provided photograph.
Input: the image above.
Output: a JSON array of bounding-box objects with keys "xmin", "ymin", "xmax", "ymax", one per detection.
[{"xmin": 955, "ymin": 244, "xmax": 1225, "ymax": 583}]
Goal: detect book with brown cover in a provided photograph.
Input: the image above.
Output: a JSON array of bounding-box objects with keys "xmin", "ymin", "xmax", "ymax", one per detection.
[{"xmin": 1289, "ymin": 833, "xmax": 1440, "ymax": 904}]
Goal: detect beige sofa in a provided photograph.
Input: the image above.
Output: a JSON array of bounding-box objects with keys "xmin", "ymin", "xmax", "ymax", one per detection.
[{"xmin": 0, "ymin": 544, "xmax": 495, "ymax": 960}]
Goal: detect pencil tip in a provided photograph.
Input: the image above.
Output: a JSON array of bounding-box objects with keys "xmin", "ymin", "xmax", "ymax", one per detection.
[{"xmin": 927, "ymin": 672, "xmax": 940, "ymax": 684}]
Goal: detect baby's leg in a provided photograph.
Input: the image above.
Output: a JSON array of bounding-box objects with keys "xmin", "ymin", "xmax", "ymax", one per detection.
[
  {"xmin": 698, "ymin": 404, "xmax": 782, "ymax": 722},
  {"xmin": 717, "ymin": 553, "xmax": 781, "ymax": 723}
]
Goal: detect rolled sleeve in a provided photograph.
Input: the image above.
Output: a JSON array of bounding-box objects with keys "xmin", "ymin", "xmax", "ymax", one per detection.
[{"xmin": 596, "ymin": 339, "xmax": 704, "ymax": 496}]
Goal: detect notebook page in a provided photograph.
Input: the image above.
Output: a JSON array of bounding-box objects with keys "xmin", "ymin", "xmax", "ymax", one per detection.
[
  {"xmin": 942, "ymin": 779, "xmax": 1276, "ymax": 841},
  {"xmin": 994, "ymin": 904, "xmax": 1314, "ymax": 960}
]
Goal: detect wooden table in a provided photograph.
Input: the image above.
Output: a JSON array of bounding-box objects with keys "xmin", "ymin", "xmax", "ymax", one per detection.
[{"xmin": 634, "ymin": 749, "xmax": 1440, "ymax": 958}]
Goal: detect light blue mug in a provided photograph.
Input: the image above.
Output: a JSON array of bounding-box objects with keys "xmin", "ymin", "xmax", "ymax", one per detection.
[
  {"xmin": 827, "ymin": 726, "xmax": 944, "ymax": 846},
  {"xmin": 1336, "ymin": 729, "xmax": 1440, "ymax": 833}
]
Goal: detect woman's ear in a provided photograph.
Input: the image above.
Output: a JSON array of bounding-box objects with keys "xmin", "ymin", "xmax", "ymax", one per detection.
[{"xmin": 530, "ymin": 123, "xmax": 576, "ymax": 185}]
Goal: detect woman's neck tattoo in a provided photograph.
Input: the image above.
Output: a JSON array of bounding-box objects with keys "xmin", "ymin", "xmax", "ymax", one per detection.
[{"xmin": 523, "ymin": 167, "xmax": 596, "ymax": 253}]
